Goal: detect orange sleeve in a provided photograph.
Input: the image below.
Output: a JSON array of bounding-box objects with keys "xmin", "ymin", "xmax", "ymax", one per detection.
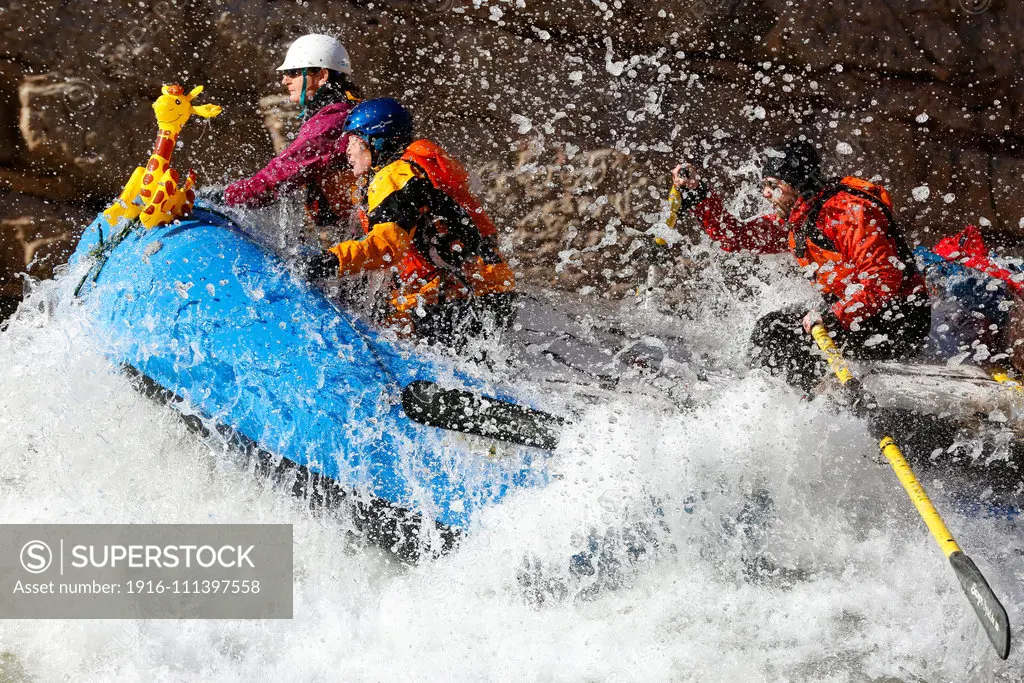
[
  {"xmin": 328, "ymin": 221, "xmax": 413, "ymax": 275},
  {"xmin": 823, "ymin": 198, "xmax": 905, "ymax": 328},
  {"xmin": 692, "ymin": 192, "xmax": 790, "ymax": 254}
]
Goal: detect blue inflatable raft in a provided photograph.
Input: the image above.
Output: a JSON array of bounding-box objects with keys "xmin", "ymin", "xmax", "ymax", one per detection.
[{"xmin": 70, "ymin": 208, "xmax": 558, "ymax": 554}]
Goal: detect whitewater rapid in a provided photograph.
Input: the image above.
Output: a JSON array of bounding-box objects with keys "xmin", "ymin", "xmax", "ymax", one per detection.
[{"xmin": 1, "ymin": 254, "xmax": 1022, "ymax": 681}]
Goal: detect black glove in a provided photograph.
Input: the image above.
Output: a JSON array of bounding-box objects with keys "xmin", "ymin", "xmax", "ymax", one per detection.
[
  {"xmin": 820, "ymin": 307, "xmax": 842, "ymax": 333},
  {"xmin": 675, "ymin": 180, "xmax": 710, "ymax": 213},
  {"xmin": 302, "ymin": 249, "xmax": 340, "ymax": 280},
  {"xmin": 195, "ymin": 186, "xmax": 225, "ymax": 205}
]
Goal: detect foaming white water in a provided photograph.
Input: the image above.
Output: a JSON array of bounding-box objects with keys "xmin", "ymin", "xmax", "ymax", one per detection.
[{"xmin": 1, "ymin": 271, "xmax": 1022, "ymax": 682}]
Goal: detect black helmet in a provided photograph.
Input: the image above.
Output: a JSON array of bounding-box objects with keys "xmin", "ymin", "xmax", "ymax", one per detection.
[{"xmin": 762, "ymin": 138, "xmax": 822, "ymax": 194}]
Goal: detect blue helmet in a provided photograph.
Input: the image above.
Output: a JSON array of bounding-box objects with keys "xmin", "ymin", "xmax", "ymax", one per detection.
[{"xmin": 343, "ymin": 98, "xmax": 413, "ymax": 161}]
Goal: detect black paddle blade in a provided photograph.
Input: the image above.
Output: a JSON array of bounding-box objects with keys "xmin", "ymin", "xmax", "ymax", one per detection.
[
  {"xmin": 401, "ymin": 380, "xmax": 564, "ymax": 451},
  {"xmin": 949, "ymin": 551, "xmax": 1011, "ymax": 659}
]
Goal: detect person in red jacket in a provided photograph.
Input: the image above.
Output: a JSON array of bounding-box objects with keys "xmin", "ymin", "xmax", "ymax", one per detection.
[
  {"xmin": 222, "ymin": 34, "xmax": 363, "ymax": 233},
  {"xmin": 669, "ymin": 138, "xmax": 931, "ymax": 392}
]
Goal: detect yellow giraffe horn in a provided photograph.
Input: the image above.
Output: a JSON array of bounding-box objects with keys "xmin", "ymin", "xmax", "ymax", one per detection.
[{"xmin": 191, "ymin": 103, "xmax": 222, "ymax": 119}]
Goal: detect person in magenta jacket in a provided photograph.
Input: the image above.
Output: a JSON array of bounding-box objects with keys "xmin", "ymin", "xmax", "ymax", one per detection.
[{"xmin": 223, "ymin": 34, "xmax": 363, "ymax": 229}]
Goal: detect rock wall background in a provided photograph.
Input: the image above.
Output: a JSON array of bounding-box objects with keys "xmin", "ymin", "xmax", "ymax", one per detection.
[{"xmin": 1, "ymin": 0, "xmax": 1023, "ymax": 316}]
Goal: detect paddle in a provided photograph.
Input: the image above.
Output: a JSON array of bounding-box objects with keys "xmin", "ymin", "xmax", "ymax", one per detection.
[
  {"xmin": 810, "ymin": 324, "xmax": 1011, "ymax": 660},
  {"xmin": 401, "ymin": 380, "xmax": 564, "ymax": 450}
]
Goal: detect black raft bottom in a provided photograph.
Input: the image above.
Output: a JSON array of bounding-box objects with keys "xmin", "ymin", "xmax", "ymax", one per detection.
[{"xmin": 122, "ymin": 365, "xmax": 459, "ymax": 564}]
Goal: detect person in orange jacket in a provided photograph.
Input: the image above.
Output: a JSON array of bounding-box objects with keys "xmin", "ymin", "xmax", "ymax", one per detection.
[
  {"xmin": 669, "ymin": 138, "xmax": 931, "ymax": 392},
  {"xmin": 306, "ymin": 98, "xmax": 517, "ymax": 351}
]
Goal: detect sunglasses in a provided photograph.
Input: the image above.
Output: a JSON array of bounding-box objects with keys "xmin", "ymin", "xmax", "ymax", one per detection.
[{"xmin": 280, "ymin": 68, "xmax": 306, "ymax": 78}]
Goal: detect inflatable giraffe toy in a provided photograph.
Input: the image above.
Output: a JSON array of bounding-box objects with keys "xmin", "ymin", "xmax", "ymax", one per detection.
[{"xmin": 103, "ymin": 85, "xmax": 222, "ymax": 229}]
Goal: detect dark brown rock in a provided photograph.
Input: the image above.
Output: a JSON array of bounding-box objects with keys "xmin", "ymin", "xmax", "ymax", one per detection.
[
  {"xmin": 990, "ymin": 155, "xmax": 1024, "ymax": 234},
  {"xmin": 257, "ymin": 95, "xmax": 301, "ymax": 155},
  {"xmin": 0, "ymin": 191, "xmax": 91, "ymax": 299},
  {"xmin": 0, "ymin": 59, "xmax": 21, "ymax": 165}
]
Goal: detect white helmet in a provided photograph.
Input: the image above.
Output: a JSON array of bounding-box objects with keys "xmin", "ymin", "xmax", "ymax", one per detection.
[{"xmin": 277, "ymin": 34, "xmax": 352, "ymax": 75}]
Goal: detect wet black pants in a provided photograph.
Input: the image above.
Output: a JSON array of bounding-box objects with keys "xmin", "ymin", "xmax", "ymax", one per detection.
[
  {"xmin": 413, "ymin": 292, "xmax": 518, "ymax": 355},
  {"xmin": 749, "ymin": 299, "xmax": 932, "ymax": 392}
]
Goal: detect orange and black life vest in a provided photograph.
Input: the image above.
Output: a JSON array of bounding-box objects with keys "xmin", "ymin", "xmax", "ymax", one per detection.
[
  {"xmin": 358, "ymin": 139, "xmax": 506, "ymax": 286},
  {"xmin": 792, "ymin": 177, "xmax": 918, "ymax": 276},
  {"xmin": 400, "ymin": 139, "xmax": 499, "ymax": 240},
  {"xmin": 785, "ymin": 176, "xmax": 926, "ymax": 312}
]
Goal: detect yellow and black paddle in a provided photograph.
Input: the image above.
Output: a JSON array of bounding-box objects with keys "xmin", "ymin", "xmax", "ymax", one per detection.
[{"xmin": 811, "ymin": 324, "xmax": 1011, "ymax": 660}]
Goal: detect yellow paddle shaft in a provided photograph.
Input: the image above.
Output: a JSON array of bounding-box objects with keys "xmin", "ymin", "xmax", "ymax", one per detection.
[
  {"xmin": 666, "ymin": 185, "xmax": 682, "ymax": 230},
  {"xmin": 809, "ymin": 325, "xmax": 853, "ymax": 385},
  {"xmin": 878, "ymin": 436, "xmax": 961, "ymax": 558},
  {"xmin": 810, "ymin": 324, "xmax": 962, "ymax": 558}
]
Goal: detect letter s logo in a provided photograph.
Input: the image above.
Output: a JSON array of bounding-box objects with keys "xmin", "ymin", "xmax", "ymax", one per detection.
[{"xmin": 20, "ymin": 540, "xmax": 53, "ymax": 574}]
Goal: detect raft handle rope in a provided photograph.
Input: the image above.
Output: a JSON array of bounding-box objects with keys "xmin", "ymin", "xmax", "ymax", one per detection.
[
  {"xmin": 811, "ymin": 323, "xmax": 1011, "ymax": 660},
  {"xmin": 74, "ymin": 219, "xmax": 140, "ymax": 297}
]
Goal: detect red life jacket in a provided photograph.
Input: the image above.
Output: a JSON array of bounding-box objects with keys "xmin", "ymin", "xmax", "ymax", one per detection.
[{"xmin": 932, "ymin": 225, "xmax": 1024, "ymax": 297}]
